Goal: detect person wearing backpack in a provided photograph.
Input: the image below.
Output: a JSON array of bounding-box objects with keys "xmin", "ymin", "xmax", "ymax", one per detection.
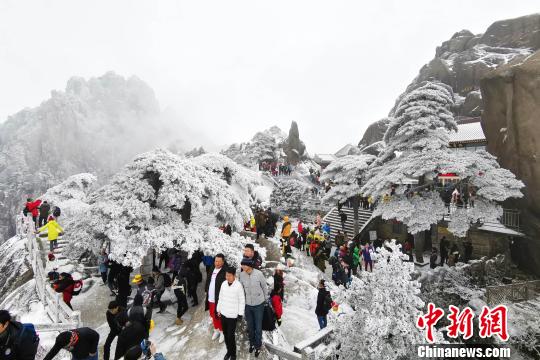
[
  {"xmin": 38, "ymin": 200, "xmax": 51, "ymax": 227},
  {"xmin": 52, "ymin": 272, "xmax": 76, "ymax": 310},
  {"xmin": 315, "ymin": 280, "xmax": 332, "ymax": 330},
  {"xmin": 152, "ymin": 267, "xmax": 170, "ymax": 313},
  {"xmin": 127, "ymin": 294, "xmax": 153, "ymax": 339},
  {"xmin": 0, "ymin": 310, "xmax": 39, "ymax": 360},
  {"xmin": 43, "ymin": 327, "xmax": 99, "ymax": 360},
  {"xmin": 52, "ymin": 205, "xmax": 61, "ymax": 219}
]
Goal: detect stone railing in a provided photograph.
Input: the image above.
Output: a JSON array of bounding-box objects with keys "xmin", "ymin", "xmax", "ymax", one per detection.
[
  {"xmin": 486, "ymin": 280, "xmax": 540, "ymax": 306},
  {"xmin": 19, "ymin": 214, "xmax": 82, "ymax": 328},
  {"xmin": 264, "ymin": 327, "xmax": 334, "ymax": 360}
]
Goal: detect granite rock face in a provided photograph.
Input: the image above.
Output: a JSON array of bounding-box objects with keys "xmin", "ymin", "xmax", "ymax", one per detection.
[
  {"xmin": 0, "ymin": 72, "xmax": 178, "ymax": 242},
  {"xmin": 481, "ymin": 50, "xmax": 540, "ymax": 274},
  {"xmin": 358, "ymin": 118, "xmax": 391, "ymax": 149},
  {"xmin": 360, "ymin": 14, "xmax": 540, "ymax": 146},
  {"xmin": 282, "ymin": 121, "xmax": 307, "ymax": 165}
]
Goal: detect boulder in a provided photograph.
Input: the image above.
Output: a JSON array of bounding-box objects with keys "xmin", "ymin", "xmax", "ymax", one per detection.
[
  {"xmin": 481, "ymin": 50, "xmax": 540, "ymax": 275},
  {"xmin": 282, "ymin": 121, "xmax": 306, "ymax": 165},
  {"xmin": 460, "ymin": 90, "xmax": 483, "ymax": 117},
  {"xmin": 479, "ymin": 14, "xmax": 540, "ymax": 50},
  {"xmin": 358, "ymin": 118, "xmax": 391, "ymax": 148}
]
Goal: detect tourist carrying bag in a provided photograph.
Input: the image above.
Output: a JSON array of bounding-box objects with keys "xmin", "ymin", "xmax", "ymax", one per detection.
[{"xmin": 262, "ymin": 299, "xmax": 276, "ymax": 331}]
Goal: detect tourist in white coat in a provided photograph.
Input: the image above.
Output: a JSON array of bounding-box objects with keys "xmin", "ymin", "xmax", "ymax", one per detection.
[{"xmin": 216, "ymin": 267, "xmax": 245, "ymax": 360}]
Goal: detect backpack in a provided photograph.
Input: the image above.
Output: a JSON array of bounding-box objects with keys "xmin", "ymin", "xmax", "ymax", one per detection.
[
  {"xmin": 53, "ymin": 206, "xmax": 61, "ymax": 217},
  {"xmin": 72, "ymin": 280, "xmax": 83, "ymax": 296},
  {"xmin": 162, "ymin": 273, "xmax": 172, "ymax": 288},
  {"xmin": 15, "ymin": 323, "xmax": 39, "ymax": 353},
  {"xmin": 323, "ymin": 291, "xmax": 333, "ymax": 311},
  {"xmin": 262, "ymin": 301, "xmax": 276, "ymax": 331},
  {"xmin": 142, "ymin": 289, "xmax": 154, "ymax": 306}
]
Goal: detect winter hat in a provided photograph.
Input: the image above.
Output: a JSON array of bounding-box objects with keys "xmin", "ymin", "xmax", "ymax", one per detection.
[
  {"xmin": 57, "ymin": 331, "xmax": 78, "ymax": 349},
  {"xmin": 132, "ymin": 274, "xmax": 143, "ymax": 284},
  {"xmin": 124, "ymin": 345, "xmax": 143, "ymax": 360},
  {"xmin": 48, "ymin": 253, "xmax": 56, "ymax": 261},
  {"xmin": 47, "ymin": 216, "xmax": 55, "ymax": 221},
  {"xmin": 284, "ymin": 216, "xmax": 289, "ymax": 222},
  {"xmin": 240, "ymin": 258, "xmax": 254, "ymax": 268}
]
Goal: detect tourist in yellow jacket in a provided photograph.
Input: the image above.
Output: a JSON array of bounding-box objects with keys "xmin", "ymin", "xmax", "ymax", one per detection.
[
  {"xmin": 37, "ymin": 217, "xmax": 64, "ymax": 252},
  {"xmin": 281, "ymin": 216, "xmax": 292, "ymax": 239}
]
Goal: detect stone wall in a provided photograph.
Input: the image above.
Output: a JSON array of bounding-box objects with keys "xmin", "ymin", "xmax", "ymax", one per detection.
[
  {"xmin": 433, "ymin": 226, "xmax": 509, "ymax": 259},
  {"xmin": 481, "ymin": 50, "xmax": 540, "ymax": 275}
]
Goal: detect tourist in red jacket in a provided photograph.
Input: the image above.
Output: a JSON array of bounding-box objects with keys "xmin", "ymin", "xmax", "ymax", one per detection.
[
  {"xmin": 53, "ymin": 272, "xmax": 76, "ymax": 310},
  {"xmin": 25, "ymin": 198, "xmax": 42, "ymax": 228}
]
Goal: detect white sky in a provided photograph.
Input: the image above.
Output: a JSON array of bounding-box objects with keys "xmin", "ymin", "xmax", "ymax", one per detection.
[{"xmin": 0, "ymin": 1, "xmax": 538, "ymax": 153}]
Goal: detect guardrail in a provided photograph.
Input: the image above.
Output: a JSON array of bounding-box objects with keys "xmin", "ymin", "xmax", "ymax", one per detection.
[
  {"xmin": 19, "ymin": 214, "xmax": 81, "ymax": 328},
  {"xmin": 485, "ymin": 280, "xmax": 540, "ymax": 306},
  {"xmin": 265, "ymin": 327, "xmax": 334, "ymax": 360}
]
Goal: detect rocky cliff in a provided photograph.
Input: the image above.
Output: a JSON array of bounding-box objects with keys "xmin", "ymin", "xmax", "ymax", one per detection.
[
  {"xmin": 0, "ymin": 72, "xmax": 185, "ymax": 241},
  {"xmin": 481, "ymin": 50, "xmax": 540, "ymax": 274},
  {"xmin": 359, "ymin": 13, "xmax": 540, "ymax": 147},
  {"xmin": 358, "ymin": 118, "xmax": 391, "ymax": 150}
]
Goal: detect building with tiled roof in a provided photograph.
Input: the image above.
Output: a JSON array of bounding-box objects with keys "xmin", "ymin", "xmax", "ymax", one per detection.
[{"xmin": 449, "ymin": 117, "xmax": 487, "ymax": 151}]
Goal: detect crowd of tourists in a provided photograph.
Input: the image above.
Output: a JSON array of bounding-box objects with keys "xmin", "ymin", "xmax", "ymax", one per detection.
[
  {"xmin": 7, "ymin": 197, "xmax": 343, "ymax": 360},
  {"xmin": 259, "ymin": 161, "xmax": 294, "ymax": 177}
]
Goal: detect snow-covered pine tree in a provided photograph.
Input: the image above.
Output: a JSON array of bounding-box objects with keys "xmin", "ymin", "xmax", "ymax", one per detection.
[
  {"xmin": 221, "ymin": 126, "xmax": 287, "ymax": 167},
  {"xmin": 333, "ymin": 240, "xmax": 442, "ymax": 359},
  {"xmin": 184, "ymin": 146, "xmax": 206, "ymax": 158},
  {"xmin": 192, "ymin": 152, "xmax": 266, "ymax": 205},
  {"xmin": 41, "ymin": 173, "xmax": 97, "ymax": 217},
  {"xmin": 361, "ymin": 81, "xmax": 523, "ymax": 260},
  {"xmin": 270, "ymin": 178, "xmax": 310, "ymax": 217},
  {"xmin": 250, "ymin": 131, "xmax": 280, "ymax": 164},
  {"xmin": 67, "ymin": 149, "xmax": 258, "ymax": 267},
  {"xmin": 320, "ymin": 154, "xmax": 375, "ymax": 205}
]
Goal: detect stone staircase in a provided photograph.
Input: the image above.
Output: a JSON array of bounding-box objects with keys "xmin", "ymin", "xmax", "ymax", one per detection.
[{"xmin": 322, "ymin": 206, "xmax": 373, "ymax": 242}]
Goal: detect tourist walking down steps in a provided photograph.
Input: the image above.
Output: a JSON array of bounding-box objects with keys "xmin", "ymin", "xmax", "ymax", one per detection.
[
  {"xmin": 36, "ymin": 216, "xmax": 64, "ymax": 252},
  {"xmin": 217, "ymin": 267, "xmax": 245, "ymax": 360},
  {"xmin": 239, "ymin": 258, "xmax": 267, "ymax": 358}
]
